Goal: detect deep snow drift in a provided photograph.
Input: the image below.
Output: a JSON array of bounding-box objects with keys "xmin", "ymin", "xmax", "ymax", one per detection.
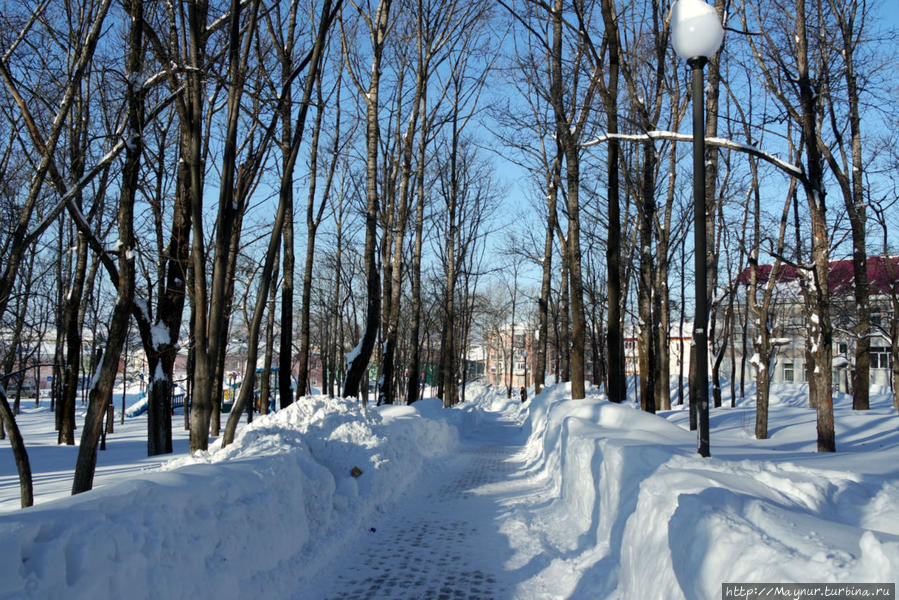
[
  {"xmin": 0, "ymin": 383, "xmax": 897, "ymax": 599},
  {"xmin": 506, "ymin": 384, "xmax": 899, "ymax": 598},
  {"xmin": 0, "ymin": 396, "xmax": 460, "ymax": 599}
]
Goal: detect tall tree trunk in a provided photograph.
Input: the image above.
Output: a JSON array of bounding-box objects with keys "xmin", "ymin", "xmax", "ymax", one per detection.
[
  {"xmin": 331, "ymin": 189, "xmax": 346, "ymax": 399},
  {"xmin": 72, "ymin": 0, "xmax": 141, "ymax": 487},
  {"xmin": 297, "ymin": 79, "xmax": 328, "ymax": 400},
  {"xmin": 0, "ymin": 386, "xmax": 32, "ymax": 507},
  {"xmin": 547, "ymin": 0, "xmax": 592, "ymax": 400},
  {"xmin": 343, "ymin": 0, "xmax": 391, "ymax": 399},
  {"xmin": 656, "ymin": 271, "xmax": 671, "ymax": 411},
  {"xmin": 563, "ymin": 138, "xmax": 586, "ymax": 400},
  {"xmin": 272, "ymin": 0, "xmax": 303, "ymax": 410},
  {"xmin": 51, "ymin": 221, "xmax": 66, "ymax": 417},
  {"xmin": 507, "ymin": 314, "xmax": 516, "ymax": 399},
  {"xmin": 559, "ymin": 245, "xmax": 570, "ymax": 382},
  {"xmin": 59, "ymin": 232, "xmax": 87, "ymax": 446},
  {"xmin": 678, "ymin": 239, "xmax": 686, "ymax": 406},
  {"xmin": 656, "ymin": 135, "xmax": 680, "ymax": 412},
  {"xmin": 138, "ymin": 121, "xmax": 191, "ymax": 456},
  {"xmin": 405, "ymin": 122, "xmax": 427, "ymax": 405},
  {"xmin": 636, "ymin": 143, "xmax": 656, "ymax": 414},
  {"xmin": 259, "ymin": 246, "xmax": 279, "ymax": 414},
  {"xmin": 823, "ymin": 0, "xmax": 868, "ymax": 411},
  {"xmin": 600, "ymin": 0, "xmax": 626, "ymax": 405},
  {"xmin": 382, "ymin": 44, "xmax": 426, "ymax": 407},
  {"xmin": 795, "ymin": 0, "xmax": 835, "ymax": 452},
  {"xmin": 279, "ymin": 113, "xmax": 296, "ymax": 408},
  {"xmin": 537, "ymin": 150, "xmax": 561, "ymax": 395},
  {"xmin": 441, "ymin": 121, "xmax": 460, "ymax": 408},
  {"xmin": 186, "ymin": 0, "xmax": 213, "ymax": 453}
]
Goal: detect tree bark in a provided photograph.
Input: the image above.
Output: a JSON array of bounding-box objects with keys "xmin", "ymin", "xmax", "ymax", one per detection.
[
  {"xmin": 259, "ymin": 246, "xmax": 279, "ymax": 414},
  {"xmin": 405, "ymin": 116, "xmax": 427, "ymax": 405},
  {"xmin": 600, "ymin": 0, "xmax": 625, "ymax": 404},
  {"xmin": 0, "ymin": 385, "xmax": 33, "ymax": 507},
  {"xmin": 636, "ymin": 143, "xmax": 656, "ymax": 414},
  {"xmin": 186, "ymin": 0, "xmax": 213, "ymax": 453},
  {"xmin": 342, "ymin": 0, "xmax": 391, "ymax": 400},
  {"xmin": 536, "ymin": 149, "xmax": 561, "ymax": 396},
  {"xmin": 72, "ymin": 0, "xmax": 141, "ymax": 488}
]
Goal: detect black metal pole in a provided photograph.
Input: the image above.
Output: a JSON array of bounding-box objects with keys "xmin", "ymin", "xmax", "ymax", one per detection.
[{"xmin": 689, "ymin": 56, "xmax": 711, "ymax": 458}]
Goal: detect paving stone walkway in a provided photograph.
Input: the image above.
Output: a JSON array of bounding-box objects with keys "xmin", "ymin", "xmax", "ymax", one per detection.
[{"xmin": 313, "ymin": 418, "xmax": 529, "ymax": 600}]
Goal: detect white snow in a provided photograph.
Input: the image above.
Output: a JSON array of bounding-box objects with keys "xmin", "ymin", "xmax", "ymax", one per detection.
[
  {"xmin": 133, "ymin": 296, "xmax": 150, "ymax": 322},
  {"xmin": 582, "ymin": 131, "xmax": 804, "ymax": 178},
  {"xmin": 150, "ymin": 321, "xmax": 171, "ymax": 348},
  {"xmin": 1, "ymin": 382, "xmax": 897, "ymax": 598},
  {"xmin": 345, "ymin": 338, "xmax": 363, "ymax": 367}
]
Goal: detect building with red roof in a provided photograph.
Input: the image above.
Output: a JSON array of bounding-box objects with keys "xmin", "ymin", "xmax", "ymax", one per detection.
[{"xmin": 725, "ymin": 257, "xmax": 899, "ymax": 393}]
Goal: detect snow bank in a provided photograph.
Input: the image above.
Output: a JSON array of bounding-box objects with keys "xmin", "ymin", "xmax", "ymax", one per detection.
[
  {"xmin": 510, "ymin": 384, "xmax": 899, "ymax": 599},
  {"xmin": 0, "ymin": 396, "xmax": 458, "ymax": 600},
  {"xmin": 124, "ymin": 394, "xmax": 148, "ymax": 417}
]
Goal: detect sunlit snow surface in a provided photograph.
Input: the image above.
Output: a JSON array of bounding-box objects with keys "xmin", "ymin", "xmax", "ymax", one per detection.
[{"xmin": 0, "ymin": 381, "xmax": 897, "ymax": 599}]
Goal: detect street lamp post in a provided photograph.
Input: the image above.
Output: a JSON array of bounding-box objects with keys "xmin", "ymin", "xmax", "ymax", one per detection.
[{"xmin": 671, "ymin": 0, "xmax": 723, "ymax": 458}]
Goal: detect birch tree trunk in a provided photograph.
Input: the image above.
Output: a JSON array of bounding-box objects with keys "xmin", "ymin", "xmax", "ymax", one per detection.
[{"xmin": 342, "ymin": 0, "xmax": 391, "ymax": 399}]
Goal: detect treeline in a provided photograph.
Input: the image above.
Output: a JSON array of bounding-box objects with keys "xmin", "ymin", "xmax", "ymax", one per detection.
[
  {"xmin": 493, "ymin": 0, "xmax": 898, "ymax": 459},
  {"xmin": 0, "ymin": 0, "xmax": 897, "ymax": 508}
]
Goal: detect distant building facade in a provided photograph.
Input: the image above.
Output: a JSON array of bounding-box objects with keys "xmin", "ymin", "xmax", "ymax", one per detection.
[
  {"xmin": 485, "ymin": 323, "xmax": 537, "ymax": 389},
  {"xmin": 723, "ymin": 257, "xmax": 899, "ymax": 393}
]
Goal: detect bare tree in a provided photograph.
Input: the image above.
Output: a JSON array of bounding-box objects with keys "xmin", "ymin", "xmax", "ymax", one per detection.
[
  {"xmin": 818, "ymin": 0, "xmax": 875, "ymax": 411},
  {"xmin": 742, "ymin": 0, "xmax": 836, "ymax": 451},
  {"xmin": 341, "ymin": 0, "xmax": 392, "ymax": 400},
  {"xmin": 72, "ymin": 0, "xmax": 144, "ymax": 493},
  {"xmin": 746, "ymin": 160, "xmax": 797, "ymax": 439},
  {"xmin": 223, "ymin": 0, "xmax": 340, "ymax": 446},
  {"xmin": 297, "ymin": 33, "xmax": 342, "ymax": 401}
]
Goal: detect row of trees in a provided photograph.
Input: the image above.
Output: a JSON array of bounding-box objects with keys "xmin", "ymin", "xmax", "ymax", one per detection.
[
  {"xmin": 495, "ymin": 0, "xmax": 897, "ymax": 458},
  {"xmin": 0, "ymin": 0, "xmax": 897, "ymax": 509},
  {"xmin": 0, "ymin": 0, "xmax": 506, "ymax": 508}
]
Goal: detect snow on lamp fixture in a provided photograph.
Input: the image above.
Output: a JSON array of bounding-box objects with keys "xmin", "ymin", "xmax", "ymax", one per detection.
[{"xmin": 671, "ymin": 0, "xmax": 724, "ymax": 60}]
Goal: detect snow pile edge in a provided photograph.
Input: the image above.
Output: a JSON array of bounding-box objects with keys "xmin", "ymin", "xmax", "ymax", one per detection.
[
  {"xmin": 516, "ymin": 387, "xmax": 899, "ymax": 599},
  {"xmin": 0, "ymin": 396, "xmax": 458, "ymax": 600}
]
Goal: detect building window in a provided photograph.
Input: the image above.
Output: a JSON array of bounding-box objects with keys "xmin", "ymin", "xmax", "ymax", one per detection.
[
  {"xmin": 783, "ymin": 362, "xmax": 794, "ymax": 383},
  {"xmin": 871, "ymin": 347, "xmax": 892, "ymax": 369}
]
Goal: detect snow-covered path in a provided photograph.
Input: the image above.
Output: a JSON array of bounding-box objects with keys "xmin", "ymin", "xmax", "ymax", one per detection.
[{"xmin": 312, "ymin": 410, "xmax": 538, "ymax": 600}]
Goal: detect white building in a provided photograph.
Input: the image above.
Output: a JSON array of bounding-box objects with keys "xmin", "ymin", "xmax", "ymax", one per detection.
[{"xmin": 721, "ymin": 257, "xmax": 898, "ymax": 393}]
